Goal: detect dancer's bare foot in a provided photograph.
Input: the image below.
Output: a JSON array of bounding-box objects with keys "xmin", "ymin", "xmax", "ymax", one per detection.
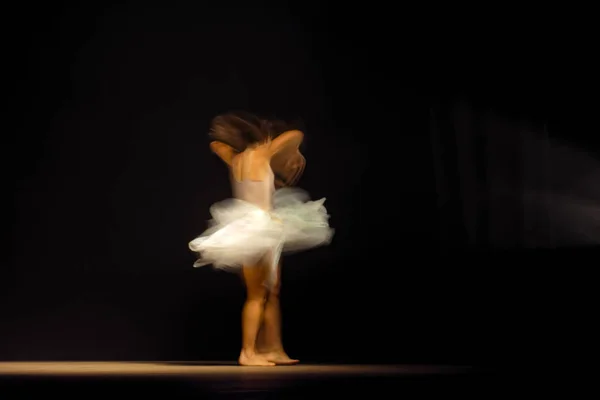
[
  {"xmin": 259, "ymin": 351, "xmax": 299, "ymax": 365},
  {"xmin": 238, "ymin": 350, "xmax": 276, "ymax": 366}
]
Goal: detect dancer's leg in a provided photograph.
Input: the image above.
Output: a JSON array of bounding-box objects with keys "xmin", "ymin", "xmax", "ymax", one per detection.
[
  {"xmin": 257, "ymin": 263, "xmax": 299, "ymax": 365},
  {"xmin": 239, "ymin": 263, "xmax": 275, "ymax": 366}
]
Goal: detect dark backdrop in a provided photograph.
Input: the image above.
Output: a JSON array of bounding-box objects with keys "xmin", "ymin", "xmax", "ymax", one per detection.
[{"xmin": 3, "ymin": 2, "xmax": 595, "ymax": 367}]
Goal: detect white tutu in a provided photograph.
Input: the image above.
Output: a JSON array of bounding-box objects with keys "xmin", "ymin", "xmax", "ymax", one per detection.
[{"xmin": 188, "ymin": 188, "xmax": 333, "ymax": 285}]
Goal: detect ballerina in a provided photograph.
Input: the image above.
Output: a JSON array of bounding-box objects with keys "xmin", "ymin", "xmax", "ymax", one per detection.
[{"xmin": 189, "ymin": 112, "xmax": 333, "ymax": 366}]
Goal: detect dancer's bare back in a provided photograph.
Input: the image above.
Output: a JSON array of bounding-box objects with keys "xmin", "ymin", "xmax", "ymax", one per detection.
[
  {"xmin": 210, "ymin": 130, "xmax": 305, "ymax": 186},
  {"xmin": 231, "ymin": 146, "xmax": 273, "ymax": 182}
]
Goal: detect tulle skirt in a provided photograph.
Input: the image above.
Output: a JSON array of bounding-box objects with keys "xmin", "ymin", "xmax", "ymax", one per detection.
[{"xmin": 188, "ymin": 188, "xmax": 333, "ymax": 286}]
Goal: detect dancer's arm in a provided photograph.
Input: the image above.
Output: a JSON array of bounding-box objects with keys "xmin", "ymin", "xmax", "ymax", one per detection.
[
  {"xmin": 269, "ymin": 130, "xmax": 305, "ymax": 187},
  {"xmin": 273, "ymin": 152, "xmax": 305, "ymax": 187},
  {"xmin": 210, "ymin": 141, "xmax": 237, "ymax": 166},
  {"xmin": 269, "ymin": 130, "xmax": 304, "ymax": 157}
]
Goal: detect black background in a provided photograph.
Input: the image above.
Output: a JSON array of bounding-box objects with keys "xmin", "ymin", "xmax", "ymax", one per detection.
[{"xmin": 3, "ymin": 1, "xmax": 596, "ymax": 367}]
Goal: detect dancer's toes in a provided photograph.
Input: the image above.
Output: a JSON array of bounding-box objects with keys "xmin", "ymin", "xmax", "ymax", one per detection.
[
  {"xmin": 260, "ymin": 351, "xmax": 299, "ymax": 365},
  {"xmin": 239, "ymin": 351, "xmax": 276, "ymax": 366}
]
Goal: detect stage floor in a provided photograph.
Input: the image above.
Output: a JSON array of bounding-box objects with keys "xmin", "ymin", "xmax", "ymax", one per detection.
[{"xmin": 0, "ymin": 362, "xmax": 497, "ymax": 398}]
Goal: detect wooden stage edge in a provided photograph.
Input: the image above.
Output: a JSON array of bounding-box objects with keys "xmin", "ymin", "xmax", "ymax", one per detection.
[{"xmin": 0, "ymin": 362, "xmax": 476, "ymax": 377}]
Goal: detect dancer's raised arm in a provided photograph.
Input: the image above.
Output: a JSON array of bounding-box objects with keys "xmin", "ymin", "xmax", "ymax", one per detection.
[
  {"xmin": 210, "ymin": 141, "xmax": 237, "ymax": 166},
  {"xmin": 269, "ymin": 130, "xmax": 305, "ymax": 187}
]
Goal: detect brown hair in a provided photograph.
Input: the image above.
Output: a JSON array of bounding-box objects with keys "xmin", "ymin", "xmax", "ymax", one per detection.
[{"xmin": 209, "ymin": 111, "xmax": 297, "ymax": 152}]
